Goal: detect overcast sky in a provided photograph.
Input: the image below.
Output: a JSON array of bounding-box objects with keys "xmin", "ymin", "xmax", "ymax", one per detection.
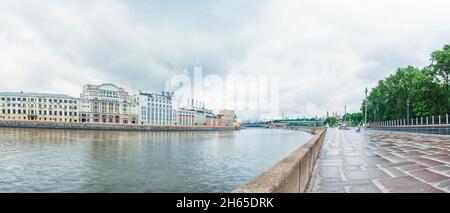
[{"xmin": 1, "ymin": 0, "xmax": 449, "ymax": 119}]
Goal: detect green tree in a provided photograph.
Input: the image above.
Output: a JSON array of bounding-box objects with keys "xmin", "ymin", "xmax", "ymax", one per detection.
[{"xmin": 429, "ymin": 45, "xmax": 450, "ymax": 113}]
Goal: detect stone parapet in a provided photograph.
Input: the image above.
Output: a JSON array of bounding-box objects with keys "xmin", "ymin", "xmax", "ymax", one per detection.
[
  {"xmin": 0, "ymin": 121, "xmax": 234, "ymax": 131},
  {"xmin": 232, "ymin": 128, "xmax": 327, "ymax": 193}
]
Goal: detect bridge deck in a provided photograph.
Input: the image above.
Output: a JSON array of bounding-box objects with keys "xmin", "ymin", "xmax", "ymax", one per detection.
[{"xmin": 308, "ymin": 128, "xmax": 450, "ymax": 193}]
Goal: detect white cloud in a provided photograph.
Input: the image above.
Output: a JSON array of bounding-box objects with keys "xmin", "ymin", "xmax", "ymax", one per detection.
[{"xmin": 0, "ymin": 0, "xmax": 449, "ymax": 119}]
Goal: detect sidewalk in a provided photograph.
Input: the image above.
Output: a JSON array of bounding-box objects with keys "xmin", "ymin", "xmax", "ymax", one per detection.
[{"xmin": 308, "ymin": 128, "xmax": 450, "ymax": 193}]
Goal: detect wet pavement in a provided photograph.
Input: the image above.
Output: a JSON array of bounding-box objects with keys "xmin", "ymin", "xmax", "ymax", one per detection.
[{"xmin": 308, "ymin": 128, "xmax": 450, "ymax": 193}]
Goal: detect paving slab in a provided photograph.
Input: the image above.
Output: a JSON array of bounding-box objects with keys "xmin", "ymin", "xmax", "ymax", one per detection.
[{"xmin": 308, "ymin": 128, "xmax": 450, "ymax": 193}]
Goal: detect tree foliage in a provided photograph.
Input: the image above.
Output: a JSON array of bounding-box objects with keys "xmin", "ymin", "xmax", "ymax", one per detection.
[{"xmin": 362, "ymin": 45, "xmax": 450, "ymax": 121}]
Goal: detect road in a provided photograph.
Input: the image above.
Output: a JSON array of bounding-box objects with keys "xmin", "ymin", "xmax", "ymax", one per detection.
[{"xmin": 308, "ymin": 128, "xmax": 450, "ymax": 193}]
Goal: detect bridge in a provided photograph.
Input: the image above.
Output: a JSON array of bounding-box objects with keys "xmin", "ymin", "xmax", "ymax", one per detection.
[{"xmin": 242, "ymin": 119, "xmax": 323, "ymax": 128}]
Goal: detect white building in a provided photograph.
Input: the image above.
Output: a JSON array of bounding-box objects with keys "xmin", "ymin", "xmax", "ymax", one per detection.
[
  {"xmin": 135, "ymin": 91, "xmax": 176, "ymax": 125},
  {"xmin": 79, "ymin": 83, "xmax": 138, "ymax": 124}
]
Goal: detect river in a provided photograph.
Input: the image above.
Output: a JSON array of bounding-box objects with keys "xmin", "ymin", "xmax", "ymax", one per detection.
[{"xmin": 0, "ymin": 127, "xmax": 311, "ymax": 192}]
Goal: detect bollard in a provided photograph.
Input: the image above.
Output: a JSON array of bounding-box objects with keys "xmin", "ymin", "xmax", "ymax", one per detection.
[
  {"xmin": 439, "ymin": 115, "xmax": 441, "ymax": 125},
  {"xmin": 432, "ymin": 116, "xmax": 435, "ymax": 125}
]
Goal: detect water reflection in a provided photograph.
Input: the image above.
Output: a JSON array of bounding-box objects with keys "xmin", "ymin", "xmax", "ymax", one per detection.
[{"xmin": 0, "ymin": 128, "xmax": 310, "ymax": 192}]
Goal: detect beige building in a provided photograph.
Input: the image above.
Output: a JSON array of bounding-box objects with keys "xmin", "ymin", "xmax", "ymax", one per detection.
[
  {"xmin": 79, "ymin": 83, "xmax": 138, "ymax": 124},
  {"xmin": 219, "ymin": 109, "xmax": 238, "ymax": 127},
  {"xmin": 0, "ymin": 92, "xmax": 80, "ymax": 123}
]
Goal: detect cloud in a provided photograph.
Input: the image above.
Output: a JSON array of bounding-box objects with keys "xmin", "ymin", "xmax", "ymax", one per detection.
[{"xmin": 0, "ymin": 0, "xmax": 449, "ymax": 119}]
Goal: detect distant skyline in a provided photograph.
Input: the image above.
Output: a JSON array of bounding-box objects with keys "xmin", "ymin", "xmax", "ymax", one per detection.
[{"xmin": 1, "ymin": 0, "xmax": 450, "ymax": 119}]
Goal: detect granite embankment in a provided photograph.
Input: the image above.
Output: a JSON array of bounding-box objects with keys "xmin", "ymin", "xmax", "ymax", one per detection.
[
  {"xmin": 233, "ymin": 128, "xmax": 327, "ymax": 193},
  {"xmin": 0, "ymin": 121, "xmax": 234, "ymax": 131}
]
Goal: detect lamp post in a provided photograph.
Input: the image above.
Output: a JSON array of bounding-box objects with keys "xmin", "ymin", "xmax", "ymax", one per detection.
[
  {"xmin": 365, "ymin": 87, "xmax": 368, "ymax": 129},
  {"xmin": 407, "ymin": 99, "xmax": 410, "ymax": 125}
]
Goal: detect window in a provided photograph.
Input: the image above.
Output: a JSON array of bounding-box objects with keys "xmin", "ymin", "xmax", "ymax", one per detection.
[{"xmin": 12, "ymin": 98, "xmax": 16, "ymax": 101}]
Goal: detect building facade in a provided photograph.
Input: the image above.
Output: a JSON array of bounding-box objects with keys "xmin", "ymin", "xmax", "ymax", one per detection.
[
  {"xmin": 176, "ymin": 109, "xmax": 195, "ymax": 126},
  {"xmin": 79, "ymin": 83, "xmax": 138, "ymax": 124},
  {"xmin": 135, "ymin": 91, "xmax": 176, "ymax": 125},
  {"xmin": 0, "ymin": 85, "xmax": 239, "ymax": 129},
  {"xmin": 219, "ymin": 109, "xmax": 238, "ymax": 127},
  {"xmin": 0, "ymin": 92, "xmax": 80, "ymax": 123}
]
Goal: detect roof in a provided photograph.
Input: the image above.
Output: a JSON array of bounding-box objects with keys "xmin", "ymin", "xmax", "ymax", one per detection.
[{"xmin": 0, "ymin": 92, "xmax": 74, "ymax": 99}]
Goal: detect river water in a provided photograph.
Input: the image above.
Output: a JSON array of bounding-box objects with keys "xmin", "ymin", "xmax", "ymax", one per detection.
[{"xmin": 0, "ymin": 127, "xmax": 311, "ymax": 192}]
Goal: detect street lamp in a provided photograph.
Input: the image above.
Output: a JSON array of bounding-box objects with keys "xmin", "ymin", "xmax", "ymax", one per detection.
[
  {"xmin": 407, "ymin": 99, "xmax": 410, "ymax": 125},
  {"xmin": 364, "ymin": 87, "xmax": 368, "ymax": 129}
]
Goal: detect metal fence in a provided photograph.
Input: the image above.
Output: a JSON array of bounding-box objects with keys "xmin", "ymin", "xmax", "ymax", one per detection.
[{"xmin": 369, "ymin": 114, "xmax": 450, "ymax": 135}]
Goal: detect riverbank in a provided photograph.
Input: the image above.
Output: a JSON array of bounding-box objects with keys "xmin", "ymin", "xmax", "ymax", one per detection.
[{"xmin": 0, "ymin": 121, "xmax": 234, "ymax": 132}]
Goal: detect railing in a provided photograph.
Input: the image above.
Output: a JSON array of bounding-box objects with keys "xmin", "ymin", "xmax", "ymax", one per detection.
[
  {"xmin": 369, "ymin": 114, "xmax": 450, "ymax": 128},
  {"xmin": 368, "ymin": 114, "xmax": 450, "ymax": 135}
]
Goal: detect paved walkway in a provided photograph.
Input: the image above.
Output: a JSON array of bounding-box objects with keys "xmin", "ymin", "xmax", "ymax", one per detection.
[{"xmin": 308, "ymin": 128, "xmax": 450, "ymax": 193}]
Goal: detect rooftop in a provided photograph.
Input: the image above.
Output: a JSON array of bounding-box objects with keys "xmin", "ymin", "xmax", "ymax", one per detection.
[{"xmin": 0, "ymin": 92, "xmax": 74, "ymax": 99}]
